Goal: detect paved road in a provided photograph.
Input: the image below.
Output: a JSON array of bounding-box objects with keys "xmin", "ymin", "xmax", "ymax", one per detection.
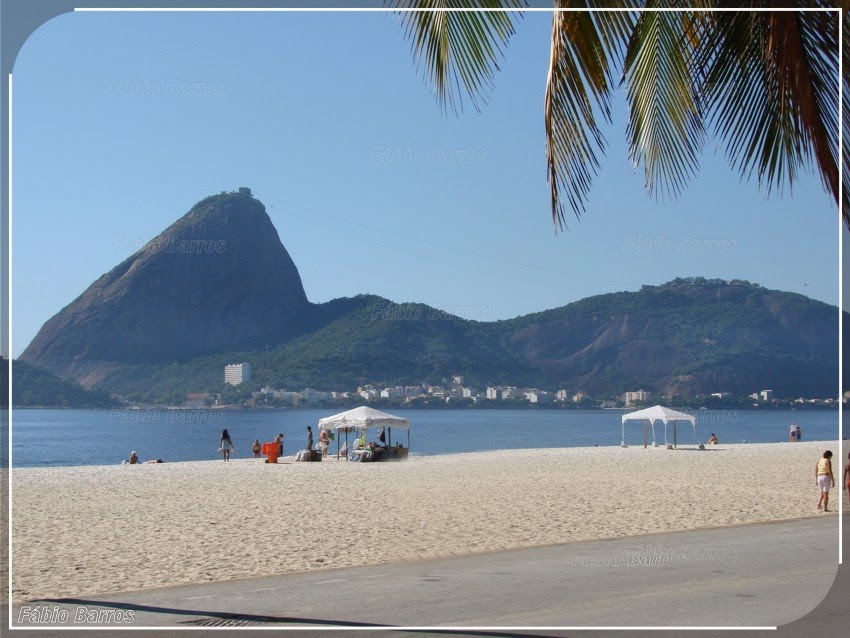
[{"xmin": 6, "ymin": 515, "xmax": 846, "ymax": 637}]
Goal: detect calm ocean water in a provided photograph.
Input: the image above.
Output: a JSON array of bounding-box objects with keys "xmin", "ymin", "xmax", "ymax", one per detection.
[{"xmin": 3, "ymin": 407, "xmax": 842, "ymax": 468}]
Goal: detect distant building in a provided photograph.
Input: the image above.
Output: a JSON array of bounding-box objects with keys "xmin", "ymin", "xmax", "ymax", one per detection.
[
  {"xmin": 760, "ymin": 389, "xmax": 774, "ymax": 402},
  {"xmin": 278, "ymin": 391, "xmax": 302, "ymax": 405},
  {"xmin": 525, "ymin": 391, "xmax": 553, "ymax": 404},
  {"xmin": 462, "ymin": 387, "xmax": 473, "ymax": 398},
  {"xmin": 452, "ymin": 374, "xmax": 464, "ymax": 386},
  {"xmin": 224, "ymin": 363, "xmax": 251, "ymax": 386},
  {"xmin": 486, "ymin": 387, "xmax": 500, "ymax": 400},
  {"xmin": 555, "ymin": 389, "xmax": 569, "ymax": 402},
  {"xmin": 623, "ymin": 390, "xmax": 649, "ymax": 407},
  {"xmin": 711, "ymin": 392, "xmax": 733, "ymax": 399},
  {"xmin": 380, "ymin": 387, "xmax": 405, "ymax": 400},
  {"xmin": 500, "ymin": 386, "xmax": 520, "ymax": 400},
  {"xmin": 572, "ymin": 391, "xmax": 587, "ymax": 403},
  {"xmin": 302, "ymin": 388, "xmax": 331, "ymax": 404}
]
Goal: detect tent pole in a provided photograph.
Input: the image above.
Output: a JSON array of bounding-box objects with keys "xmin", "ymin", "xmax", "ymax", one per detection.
[
  {"xmin": 673, "ymin": 421, "xmax": 677, "ymax": 448},
  {"xmin": 644, "ymin": 420, "xmax": 648, "ymax": 449}
]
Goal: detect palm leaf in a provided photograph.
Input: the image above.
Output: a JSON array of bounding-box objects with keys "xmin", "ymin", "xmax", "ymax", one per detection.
[
  {"xmin": 545, "ymin": 0, "xmax": 640, "ymax": 229},
  {"xmin": 622, "ymin": 4, "xmax": 705, "ymax": 200},
  {"xmin": 390, "ymin": 0, "xmax": 527, "ymax": 114},
  {"xmin": 841, "ymin": 7, "xmax": 850, "ymax": 225},
  {"xmin": 701, "ymin": 3, "xmax": 839, "ymax": 213}
]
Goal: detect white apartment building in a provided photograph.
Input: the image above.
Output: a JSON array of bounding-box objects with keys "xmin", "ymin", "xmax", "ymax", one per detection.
[
  {"xmin": 760, "ymin": 389, "xmax": 774, "ymax": 402},
  {"xmin": 224, "ymin": 363, "xmax": 251, "ymax": 386},
  {"xmin": 486, "ymin": 387, "xmax": 500, "ymax": 400},
  {"xmin": 525, "ymin": 391, "xmax": 553, "ymax": 404},
  {"xmin": 623, "ymin": 390, "xmax": 649, "ymax": 406}
]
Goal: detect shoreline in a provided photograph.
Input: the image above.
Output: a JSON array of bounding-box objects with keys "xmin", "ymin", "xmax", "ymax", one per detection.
[
  {"xmin": 9, "ymin": 441, "xmax": 843, "ymax": 604},
  {"xmin": 8, "ymin": 437, "xmax": 845, "ymax": 470}
]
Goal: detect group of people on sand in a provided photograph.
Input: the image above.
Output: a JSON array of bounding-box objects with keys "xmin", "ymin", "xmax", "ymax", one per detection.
[
  {"xmin": 123, "ymin": 452, "xmax": 164, "ymax": 464},
  {"xmin": 218, "ymin": 426, "xmax": 332, "ymax": 462}
]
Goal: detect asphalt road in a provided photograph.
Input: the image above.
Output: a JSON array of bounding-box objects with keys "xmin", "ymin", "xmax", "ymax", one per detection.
[{"xmin": 5, "ymin": 514, "xmax": 846, "ymax": 637}]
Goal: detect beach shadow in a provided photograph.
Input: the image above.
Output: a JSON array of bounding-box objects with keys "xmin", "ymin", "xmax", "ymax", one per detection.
[
  {"xmin": 34, "ymin": 599, "xmax": 568, "ymax": 637},
  {"xmin": 36, "ymin": 598, "xmax": 393, "ymax": 628}
]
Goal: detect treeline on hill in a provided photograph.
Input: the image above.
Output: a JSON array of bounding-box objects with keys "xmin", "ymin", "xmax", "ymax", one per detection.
[
  {"xmin": 11, "ymin": 359, "xmax": 116, "ymax": 408},
  {"xmin": 88, "ymin": 280, "xmax": 841, "ymax": 405}
]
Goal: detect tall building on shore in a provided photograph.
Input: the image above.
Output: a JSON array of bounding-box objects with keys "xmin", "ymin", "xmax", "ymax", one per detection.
[{"xmin": 224, "ymin": 363, "xmax": 251, "ymax": 386}]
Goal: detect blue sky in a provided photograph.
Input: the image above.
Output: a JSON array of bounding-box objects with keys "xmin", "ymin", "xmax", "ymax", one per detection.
[{"xmin": 9, "ymin": 10, "xmax": 841, "ymax": 358}]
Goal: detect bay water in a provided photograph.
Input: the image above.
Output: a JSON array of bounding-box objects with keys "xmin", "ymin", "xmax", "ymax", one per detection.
[{"xmin": 5, "ymin": 407, "xmax": 842, "ymax": 468}]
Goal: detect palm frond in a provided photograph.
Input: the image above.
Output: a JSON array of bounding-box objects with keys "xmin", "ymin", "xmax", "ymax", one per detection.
[
  {"xmin": 545, "ymin": 0, "xmax": 640, "ymax": 229},
  {"xmin": 390, "ymin": 0, "xmax": 527, "ymax": 114},
  {"xmin": 622, "ymin": 6, "xmax": 705, "ymax": 200},
  {"xmin": 702, "ymin": 4, "xmax": 839, "ymax": 212},
  {"xmin": 841, "ymin": 7, "xmax": 850, "ymax": 225}
]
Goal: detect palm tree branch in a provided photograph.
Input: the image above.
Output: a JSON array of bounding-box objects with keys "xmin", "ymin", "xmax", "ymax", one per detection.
[
  {"xmin": 390, "ymin": 0, "xmax": 527, "ymax": 114},
  {"xmin": 623, "ymin": 5, "xmax": 705, "ymax": 200},
  {"xmin": 545, "ymin": 0, "xmax": 640, "ymax": 229}
]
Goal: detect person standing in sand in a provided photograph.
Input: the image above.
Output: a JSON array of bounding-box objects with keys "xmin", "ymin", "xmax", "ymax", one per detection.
[
  {"xmin": 789, "ymin": 422, "xmax": 797, "ymax": 442},
  {"xmin": 274, "ymin": 433, "xmax": 284, "ymax": 457},
  {"xmin": 795, "ymin": 423, "xmax": 802, "ymax": 441},
  {"xmin": 251, "ymin": 439, "xmax": 261, "ymax": 458},
  {"xmin": 219, "ymin": 429, "xmax": 234, "ymax": 462},
  {"xmin": 306, "ymin": 425, "xmax": 314, "ymax": 451},
  {"xmin": 816, "ymin": 450, "xmax": 835, "ymax": 511}
]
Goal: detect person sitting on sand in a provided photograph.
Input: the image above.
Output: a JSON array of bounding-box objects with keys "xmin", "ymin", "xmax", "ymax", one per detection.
[
  {"xmin": 707, "ymin": 433, "xmax": 718, "ymax": 445},
  {"xmin": 128, "ymin": 451, "xmax": 139, "ymax": 464},
  {"xmin": 816, "ymin": 450, "xmax": 835, "ymax": 512},
  {"xmin": 252, "ymin": 439, "xmax": 261, "ymax": 458}
]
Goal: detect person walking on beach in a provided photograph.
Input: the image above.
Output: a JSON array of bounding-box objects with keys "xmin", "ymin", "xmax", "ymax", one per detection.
[
  {"xmin": 306, "ymin": 426, "xmax": 314, "ymax": 451},
  {"xmin": 816, "ymin": 450, "xmax": 835, "ymax": 511},
  {"xmin": 251, "ymin": 439, "xmax": 261, "ymax": 458},
  {"xmin": 219, "ymin": 429, "xmax": 234, "ymax": 462}
]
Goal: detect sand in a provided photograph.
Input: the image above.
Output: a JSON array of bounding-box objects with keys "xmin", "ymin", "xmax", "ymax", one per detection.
[{"xmin": 9, "ymin": 441, "xmax": 842, "ymax": 604}]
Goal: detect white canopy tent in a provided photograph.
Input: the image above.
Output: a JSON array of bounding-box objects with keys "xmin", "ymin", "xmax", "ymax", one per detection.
[
  {"xmin": 318, "ymin": 406, "xmax": 410, "ymax": 430},
  {"xmin": 318, "ymin": 406, "xmax": 410, "ymax": 459},
  {"xmin": 621, "ymin": 405, "xmax": 696, "ymax": 448}
]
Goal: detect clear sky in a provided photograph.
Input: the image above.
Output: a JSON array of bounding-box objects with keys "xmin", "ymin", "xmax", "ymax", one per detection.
[{"xmin": 9, "ymin": 9, "xmax": 841, "ymax": 358}]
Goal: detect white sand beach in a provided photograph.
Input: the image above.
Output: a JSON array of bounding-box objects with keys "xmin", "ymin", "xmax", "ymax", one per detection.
[{"xmin": 9, "ymin": 441, "xmax": 841, "ymax": 603}]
